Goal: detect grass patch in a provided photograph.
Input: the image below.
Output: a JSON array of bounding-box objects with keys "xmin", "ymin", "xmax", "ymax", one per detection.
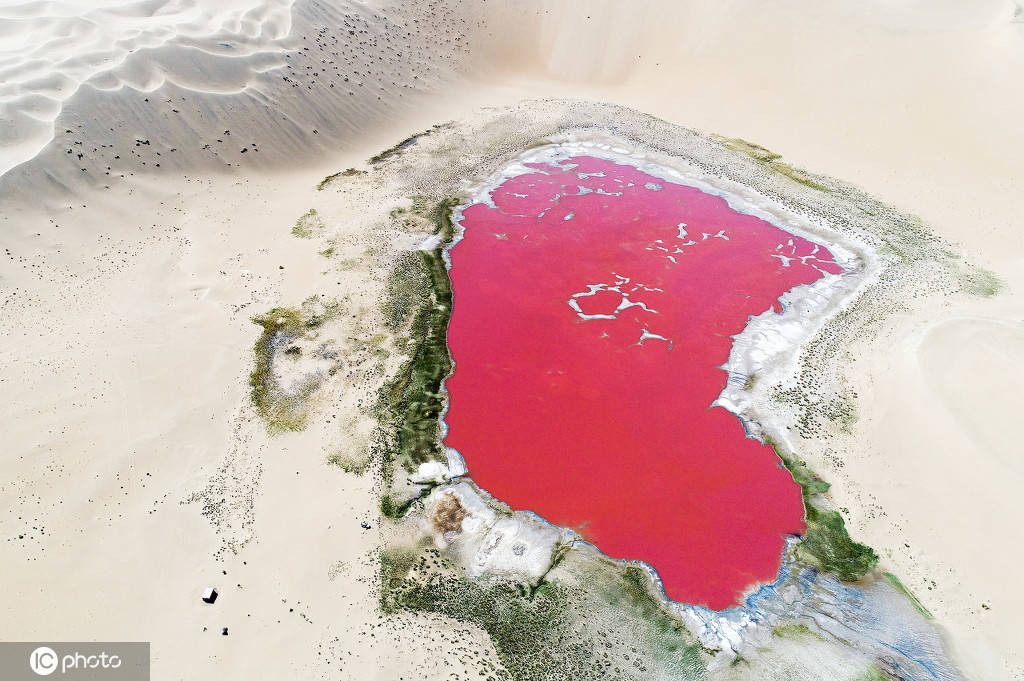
[
  {"xmin": 380, "ymin": 247, "xmax": 452, "ymax": 470},
  {"xmin": 292, "ymin": 208, "xmax": 324, "ymax": 238},
  {"xmin": 387, "ymin": 572, "xmax": 576, "ymax": 679},
  {"xmin": 250, "ymin": 306, "xmax": 305, "ymax": 429},
  {"xmin": 768, "ymin": 439, "xmax": 878, "ymax": 581},
  {"xmin": 328, "ymin": 451, "xmax": 372, "ymax": 475},
  {"xmin": 855, "ymin": 664, "xmax": 893, "ymax": 681},
  {"xmin": 771, "ymin": 621, "xmax": 826, "ymax": 642},
  {"xmin": 882, "ymin": 572, "xmax": 932, "ymax": 619},
  {"xmin": 317, "ymin": 173, "xmax": 341, "ymax": 191},
  {"xmin": 369, "ymin": 131, "xmax": 430, "ymax": 164},
  {"xmin": 426, "ymin": 196, "xmax": 461, "ymax": 244},
  {"xmin": 620, "ymin": 566, "xmax": 675, "ymax": 626},
  {"xmin": 381, "ymin": 252, "xmax": 430, "ymax": 334},
  {"xmin": 379, "ymin": 488, "xmax": 432, "ymax": 519},
  {"xmin": 381, "ymin": 549, "xmax": 705, "ymax": 681},
  {"xmin": 377, "ymin": 198, "xmax": 459, "ymax": 474},
  {"xmin": 249, "ymin": 297, "xmax": 338, "ymax": 432},
  {"xmin": 317, "ymin": 167, "xmax": 365, "ymax": 191},
  {"xmin": 960, "ymin": 267, "xmax": 1005, "ymax": 297},
  {"xmin": 718, "ymin": 137, "xmax": 829, "ymax": 192},
  {"xmin": 369, "ymin": 124, "xmax": 452, "ymax": 164}
]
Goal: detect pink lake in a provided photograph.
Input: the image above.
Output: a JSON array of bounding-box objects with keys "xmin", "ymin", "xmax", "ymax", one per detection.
[{"xmin": 444, "ymin": 155, "xmax": 842, "ymax": 609}]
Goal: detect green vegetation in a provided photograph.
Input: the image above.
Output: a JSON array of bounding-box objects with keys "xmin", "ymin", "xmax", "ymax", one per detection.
[
  {"xmin": 611, "ymin": 566, "xmax": 707, "ymax": 674},
  {"xmin": 380, "ymin": 548, "xmax": 706, "ymax": 681},
  {"xmin": 799, "ymin": 495, "xmax": 878, "ymax": 582},
  {"xmin": 381, "ymin": 252, "xmax": 430, "ymax": 334},
  {"xmin": 292, "ymin": 208, "xmax": 323, "ymax": 238},
  {"xmin": 387, "ymin": 572, "xmax": 577, "ymax": 679},
  {"xmin": 377, "ymin": 198, "xmax": 459, "ymax": 475},
  {"xmin": 960, "ymin": 267, "xmax": 1005, "ymax": 297},
  {"xmin": 317, "ymin": 167, "xmax": 365, "ymax": 190},
  {"xmin": 327, "ymin": 451, "xmax": 373, "ymax": 475},
  {"xmin": 379, "ymin": 488, "xmax": 432, "ymax": 519},
  {"xmin": 317, "ymin": 173, "xmax": 341, "ymax": 191},
  {"xmin": 768, "ymin": 439, "xmax": 878, "ymax": 581},
  {"xmin": 620, "ymin": 566, "xmax": 673, "ymax": 624},
  {"xmin": 368, "ymin": 124, "xmax": 452, "ymax": 164},
  {"xmin": 855, "ymin": 664, "xmax": 893, "ymax": 681},
  {"xmin": 771, "ymin": 621, "xmax": 825, "ymax": 642},
  {"xmin": 369, "ymin": 131, "xmax": 430, "ymax": 164},
  {"xmin": 718, "ymin": 137, "xmax": 829, "ymax": 192},
  {"xmin": 379, "ymin": 492, "xmax": 399, "ymax": 519},
  {"xmin": 882, "ymin": 572, "xmax": 932, "ymax": 619},
  {"xmin": 250, "ymin": 306, "xmax": 304, "ymax": 429},
  {"xmin": 426, "ymin": 196, "xmax": 461, "ymax": 244},
  {"xmin": 249, "ymin": 297, "xmax": 338, "ymax": 432},
  {"xmin": 380, "ymin": 247, "xmax": 452, "ymax": 470}
]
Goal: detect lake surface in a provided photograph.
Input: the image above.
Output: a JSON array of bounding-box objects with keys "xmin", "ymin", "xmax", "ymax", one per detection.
[{"xmin": 444, "ymin": 154, "xmax": 842, "ymax": 609}]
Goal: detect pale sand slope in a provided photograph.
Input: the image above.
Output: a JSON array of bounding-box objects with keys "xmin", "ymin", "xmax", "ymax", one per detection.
[
  {"xmin": 2, "ymin": 0, "xmax": 1023, "ymax": 679},
  {"xmin": 0, "ymin": 126, "xmax": 508, "ymax": 679}
]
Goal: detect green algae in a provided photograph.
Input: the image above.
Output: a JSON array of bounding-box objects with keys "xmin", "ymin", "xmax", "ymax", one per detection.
[
  {"xmin": 768, "ymin": 439, "xmax": 878, "ymax": 581},
  {"xmin": 882, "ymin": 572, "xmax": 932, "ymax": 619}
]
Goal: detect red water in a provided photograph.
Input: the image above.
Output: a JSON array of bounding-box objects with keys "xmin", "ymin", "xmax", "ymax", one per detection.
[{"xmin": 444, "ymin": 155, "xmax": 842, "ymax": 610}]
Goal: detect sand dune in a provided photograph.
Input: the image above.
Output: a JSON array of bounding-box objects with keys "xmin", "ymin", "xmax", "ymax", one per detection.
[
  {"xmin": 0, "ymin": 0, "xmax": 294, "ymax": 178},
  {"xmin": 1, "ymin": 0, "xmax": 1023, "ymax": 679},
  {"xmin": 0, "ymin": 0, "xmax": 474, "ymax": 196}
]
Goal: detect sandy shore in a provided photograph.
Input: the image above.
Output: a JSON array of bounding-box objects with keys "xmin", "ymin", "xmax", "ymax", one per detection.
[{"xmin": 2, "ymin": 0, "xmax": 1022, "ymax": 679}]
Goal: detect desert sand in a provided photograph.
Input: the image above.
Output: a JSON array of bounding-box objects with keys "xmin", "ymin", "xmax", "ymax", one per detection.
[{"xmin": 1, "ymin": 1, "xmax": 1022, "ymax": 679}]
